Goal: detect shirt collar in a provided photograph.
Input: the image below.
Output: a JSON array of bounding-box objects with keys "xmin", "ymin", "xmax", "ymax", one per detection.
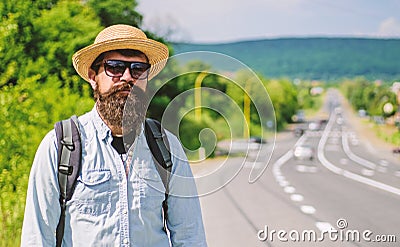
[{"xmin": 91, "ymin": 105, "xmax": 112, "ymax": 141}]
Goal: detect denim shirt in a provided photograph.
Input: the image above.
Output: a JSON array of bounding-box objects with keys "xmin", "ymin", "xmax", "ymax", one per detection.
[{"xmin": 21, "ymin": 107, "xmax": 207, "ymax": 247}]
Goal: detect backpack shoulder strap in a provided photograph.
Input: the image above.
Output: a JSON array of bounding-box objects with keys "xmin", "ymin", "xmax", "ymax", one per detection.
[
  {"xmin": 144, "ymin": 118, "xmax": 173, "ymax": 232},
  {"xmin": 54, "ymin": 115, "xmax": 81, "ymax": 247}
]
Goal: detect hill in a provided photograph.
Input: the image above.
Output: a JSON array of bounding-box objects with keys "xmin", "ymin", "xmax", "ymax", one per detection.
[{"xmin": 172, "ymin": 38, "xmax": 400, "ymax": 81}]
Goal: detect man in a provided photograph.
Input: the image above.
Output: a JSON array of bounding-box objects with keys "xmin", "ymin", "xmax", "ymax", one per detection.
[{"xmin": 21, "ymin": 24, "xmax": 207, "ymax": 246}]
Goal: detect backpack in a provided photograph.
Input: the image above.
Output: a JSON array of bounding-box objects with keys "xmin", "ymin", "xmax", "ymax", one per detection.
[{"xmin": 54, "ymin": 116, "xmax": 172, "ymax": 247}]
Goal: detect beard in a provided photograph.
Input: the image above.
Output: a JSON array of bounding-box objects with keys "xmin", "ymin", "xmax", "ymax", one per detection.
[{"xmin": 95, "ymin": 83, "xmax": 148, "ymax": 139}]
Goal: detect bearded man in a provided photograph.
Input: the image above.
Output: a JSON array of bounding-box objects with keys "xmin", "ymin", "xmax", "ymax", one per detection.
[{"xmin": 21, "ymin": 25, "xmax": 207, "ymax": 247}]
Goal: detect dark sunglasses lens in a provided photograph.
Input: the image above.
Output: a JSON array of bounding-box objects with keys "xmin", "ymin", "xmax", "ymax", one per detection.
[
  {"xmin": 130, "ymin": 63, "xmax": 151, "ymax": 79},
  {"xmin": 104, "ymin": 60, "xmax": 150, "ymax": 79},
  {"xmin": 105, "ymin": 61, "xmax": 126, "ymax": 77}
]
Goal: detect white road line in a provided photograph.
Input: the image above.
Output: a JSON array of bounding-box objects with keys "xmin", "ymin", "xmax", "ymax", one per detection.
[
  {"xmin": 284, "ymin": 186, "xmax": 296, "ymax": 194},
  {"xmin": 290, "ymin": 194, "xmax": 304, "ymax": 202},
  {"xmin": 300, "ymin": 205, "xmax": 316, "ymax": 215},
  {"xmin": 318, "ymin": 112, "xmax": 400, "ymax": 197},
  {"xmin": 315, "ymin": 222, "xmax": 334, "ymax": 232},
  {"xmin": 272, "ymin": 134, "xmax": 307, "ymax": 180},
  {"xmin": 377, "ymin": 166, "xmax": 388, "ymax": 173},
  {"xmin": 379, "ymin": 160, "xmax": 389, "ymax": 166},
  {"xmin": 279, "ymin": 180, "xmax": 290, "ymax": 187},
  {"xmin": 361, "ymin": 169, "xmax": 374, "ymax": 177},
  {"xmin": 342, "ymin": 130, "xmax": 376, "ymax": 170}
]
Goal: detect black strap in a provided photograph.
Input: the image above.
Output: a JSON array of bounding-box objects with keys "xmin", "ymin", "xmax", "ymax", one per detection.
[
  {"xmin": 55, "ymin": 116, "xmax": 81, "ymax": 247},
  {"xmin": 144, "ymin": 118, "xmax": 172, "ymax": 232}
]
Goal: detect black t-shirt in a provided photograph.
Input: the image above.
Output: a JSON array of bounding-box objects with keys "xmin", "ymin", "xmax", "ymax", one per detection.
[
  {"xmin": 111, "ymin": 130, "xmax": 136, "ymax": 155},
  {"xmin": 111, "ymin": 136, "xmax": 126, "ymax": 154}
]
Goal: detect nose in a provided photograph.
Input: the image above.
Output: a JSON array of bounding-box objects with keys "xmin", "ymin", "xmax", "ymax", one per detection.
[{"xmin": 120, "ymin": 67, "xmax": 135, "ymax": 83}]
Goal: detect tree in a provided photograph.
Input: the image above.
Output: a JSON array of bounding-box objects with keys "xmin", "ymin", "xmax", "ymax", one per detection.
[
  {"xmin": 86, "ymin": 0, "xmax": 142, "ymax": 27},
  {"xmin": 0, "ymin": 0, "xmax": 60, "ymax": 87}
]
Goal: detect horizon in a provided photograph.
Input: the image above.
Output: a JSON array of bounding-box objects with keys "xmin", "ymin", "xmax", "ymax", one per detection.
[{"xmin": 171, "ymin": 35, "xmax": 400, "ymax": 45}]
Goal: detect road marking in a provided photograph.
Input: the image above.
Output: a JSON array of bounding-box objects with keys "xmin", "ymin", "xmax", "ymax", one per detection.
[
  {"xmin": 316, "ymin": 222, "xmax": 334, "ymax": 232},
  {"xmin": 361, "ymin": 169, "xmax": 375, "ymax": 177},
  {"xmin": 318, "ymin": 112, "xmax": 400, "ymax": 197},
  {"xmin": 379, "ymin": 160, "xmax": 388, "ymax": 166},
  {"xmin": 296, "ymin": 165, "xmax": 318, "ymax": 173},
  {"xmin": 276, "ymin": 174, "xmax": 285, "ymax": 180},
  {"xmin": 340, "ymin": 158, "xmax": 348, "ymax": 165},
  {"xmin": 300, "ymin": 205, "xmax": 316, "ymax": 215},
  {"xmin": 284, "ymin": 186, "xmax": 296, "ymax": 194},
  {"xmin": 290, "ymin": 194, "xmax": 304, "ymax": 202},
  {"xmin": 342, "ymin": 131, "xmax": 376, "ymax": 170},
  {"xmin": 377, "ymin": 166, "xmax": 387, "ymax": 173},
  {"xmin": 279, "ymin": 180, "xmax": 290, "ymax": 187}
]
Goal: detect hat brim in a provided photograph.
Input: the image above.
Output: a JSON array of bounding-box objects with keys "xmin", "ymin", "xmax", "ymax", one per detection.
[{"xmin": 72, "ymin": 38, "xmax": 169, "ymax": 82}]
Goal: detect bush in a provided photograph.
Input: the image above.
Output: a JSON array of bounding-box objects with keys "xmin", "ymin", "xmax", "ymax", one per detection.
[{"xmin": 0, "ymin": 77, "xmax": 93, "ymax": 246}]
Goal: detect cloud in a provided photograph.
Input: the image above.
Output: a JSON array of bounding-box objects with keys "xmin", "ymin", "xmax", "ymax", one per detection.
[{"xmin": 378, "ymin": 17, "xmax": 400, "ymax": 37}]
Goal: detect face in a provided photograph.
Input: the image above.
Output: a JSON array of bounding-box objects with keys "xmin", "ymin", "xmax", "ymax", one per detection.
[
  {"xmin": 88, "ymin": 51, "xmax": 149, "ymax": 131},
  {"xmin": 88, "ymin": 51, "xmax": 149, "ymax": 93}
]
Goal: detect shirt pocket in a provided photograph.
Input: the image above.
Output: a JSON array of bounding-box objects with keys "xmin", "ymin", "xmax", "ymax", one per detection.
[{"xmin": 75, "ymin": 169, "xmax": 111, "ymax": 216}]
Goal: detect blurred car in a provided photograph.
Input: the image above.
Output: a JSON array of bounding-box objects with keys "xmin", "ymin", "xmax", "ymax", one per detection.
[
  {"xmin": 215, "ymin": 137, "xmax": 267, "ymax": 156},
  {"xmin": 250, "ymin": 136, "xmax": 267, "ymax": 144},
  {"xmin": 293, "ymin": 127, "xmax": 305, "ymax": 137},
  {"xmin": 293, "ymin": 145, "xmax": 314, "ymax": 160},
  {"xmin": 308, "ymin": 121, "xmax": 321, "ymax": 131},
  {"xmin": 393, "ymin": 147, "xmax": 400, "ymax": 155}
]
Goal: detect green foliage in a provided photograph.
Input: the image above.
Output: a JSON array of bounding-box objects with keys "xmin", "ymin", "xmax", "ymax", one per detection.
[
  {"xmin": 0, "ymin": 0, "xmax": 64, "ymax": 80},
  {"xmin": 0, "ymin": 77, "xmax": 93, "ymax": 246},
  {"xmin": 264, "ymin": 79, "xmax": 298, "ymax": 130},
  {"xmin": 341, "ymin": 78, "xmax": 397, "ymax": 117},
  {"xmin": 0, "ymin": 0, "xmax": 124, "ymax": 244},
  {"xmin": 25, "ymin": 0, "xmax": 102, "ymax": 87},
  {"xmin": 178, "ymin": 114, "xmax": 215, "ymax": 159},
  {"xmin": 87, "ymin": 0, "xmax": 142, "ymax": 27}
]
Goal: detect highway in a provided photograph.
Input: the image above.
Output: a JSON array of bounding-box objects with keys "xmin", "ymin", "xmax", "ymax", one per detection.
[{"xmin": 192, "ymin": 89, "xmax": 400, "ymax": 247}]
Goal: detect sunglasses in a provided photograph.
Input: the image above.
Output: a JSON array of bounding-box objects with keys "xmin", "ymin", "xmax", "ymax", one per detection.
[{"xmin": 102, "ymin": 60, "xmax": 151, "ymax": 80}]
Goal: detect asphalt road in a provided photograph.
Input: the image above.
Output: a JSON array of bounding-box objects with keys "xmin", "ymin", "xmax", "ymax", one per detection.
[{"xmin": 192, "ymin": 89, "xmax": 400, "ymax": 247}]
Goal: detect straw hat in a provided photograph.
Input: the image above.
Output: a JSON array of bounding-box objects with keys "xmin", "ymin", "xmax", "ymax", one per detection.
[{"xmin": 72, "ymin": 24, "xmax": 169, "ymax": 82}]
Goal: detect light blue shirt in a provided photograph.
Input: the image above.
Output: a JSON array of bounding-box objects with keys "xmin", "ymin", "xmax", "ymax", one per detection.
[{"xmin": 21, "ymin": 107, "xmax": 207, "ymax": 247}]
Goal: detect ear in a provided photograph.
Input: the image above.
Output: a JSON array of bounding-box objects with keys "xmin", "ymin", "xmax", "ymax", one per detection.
[{"xmin": 88, "ymin": 68, "xmax": 97, "ymax": 90}]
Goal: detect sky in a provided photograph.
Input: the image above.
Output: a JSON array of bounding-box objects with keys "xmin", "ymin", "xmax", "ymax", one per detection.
[{"xmin": 137, "ymin": 0, "xmax": 400, "ymax": 44}]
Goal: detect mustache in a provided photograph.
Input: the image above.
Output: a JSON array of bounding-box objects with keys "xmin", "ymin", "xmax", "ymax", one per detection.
[{"xmin": 99, "ymin": 83, "xmax": 133, "ymax": 99}]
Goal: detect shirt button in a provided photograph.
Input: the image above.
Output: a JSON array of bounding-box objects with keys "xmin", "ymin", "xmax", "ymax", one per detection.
[{"xmin": 123, "ymin": 238, "xmax": 129, "ymax": 244}]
